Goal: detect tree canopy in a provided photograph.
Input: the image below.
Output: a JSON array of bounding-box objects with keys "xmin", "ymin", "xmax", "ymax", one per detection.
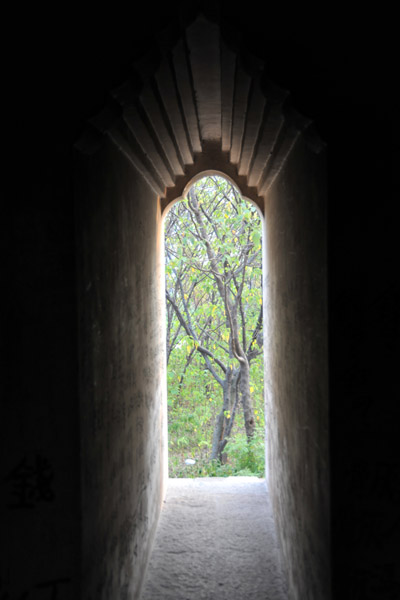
[{"xmin": 165, "ymin": 175, "xmax": 265, "ymax": 476}]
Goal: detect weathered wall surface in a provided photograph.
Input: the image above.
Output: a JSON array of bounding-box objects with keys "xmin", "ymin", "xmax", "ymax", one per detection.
[
  {"xmin": 264, "ymin": 137, "xmax": 329, "ymax": 600},
  {"xmin": 75, "ymin": 138, "xmax": 167, "ymax": 600}
]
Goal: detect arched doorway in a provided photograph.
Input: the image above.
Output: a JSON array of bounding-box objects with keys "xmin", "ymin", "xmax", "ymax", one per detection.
[{"xmin": 164, "ymin": 173, "xmax": 266, "ymax": 478}]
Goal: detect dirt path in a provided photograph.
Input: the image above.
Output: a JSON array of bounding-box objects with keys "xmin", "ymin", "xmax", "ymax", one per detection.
[{"xmin": 140, "ymin": 477, "xmax": 288, "ymax": 599}]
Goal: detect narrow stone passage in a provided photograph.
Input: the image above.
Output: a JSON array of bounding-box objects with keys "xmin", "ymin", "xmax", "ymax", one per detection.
[{"xmin": 141, "ymin": 477, "xmax": 288, "ymax": 600}]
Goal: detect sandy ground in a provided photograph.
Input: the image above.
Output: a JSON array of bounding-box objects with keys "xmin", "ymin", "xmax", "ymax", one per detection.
[{"xmin": 140, "ymin": 477, "xmax": 288, "ymax": 599}]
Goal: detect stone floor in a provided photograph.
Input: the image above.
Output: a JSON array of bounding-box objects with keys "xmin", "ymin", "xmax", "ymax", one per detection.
[{"xmin": 140, "ymin": 477, "xmax": 288, "ymax": 599}]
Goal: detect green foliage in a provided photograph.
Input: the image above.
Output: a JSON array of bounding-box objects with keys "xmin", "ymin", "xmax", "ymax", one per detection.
[
  {"xmin": 168, "ymin": 427, "xmax": 265, "ymax": 478},
  {"xmin": 224, "ymin": 427, "xmax": 265, "ymax": 478},
  {"xmin": 165, "ymin": 175, "xmax": 265, "ymax": 477}
]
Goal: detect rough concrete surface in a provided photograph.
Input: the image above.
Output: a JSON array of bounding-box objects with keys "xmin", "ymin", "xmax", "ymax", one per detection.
[{"xmin": 141, "ymin": 477, "xmax": 288, "ymax": 600}]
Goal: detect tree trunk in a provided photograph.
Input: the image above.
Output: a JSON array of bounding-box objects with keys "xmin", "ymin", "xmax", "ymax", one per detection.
[
  {"xmin": 217, "ymin": 369, "xmax": 241, "ymax": 458},
  {"xmin": 229, "ymin": 304, "xmax": 256, "ymax": 442},
  {"xmin": 210, "ymin": 370, "xmax": 232, "ymax": 459},
  {"xmin": 239, "ymin": 357, "xmax": 255, "ymax": 440}
]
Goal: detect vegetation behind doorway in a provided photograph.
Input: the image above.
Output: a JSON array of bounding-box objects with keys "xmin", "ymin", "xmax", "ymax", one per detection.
[{"xmin": 165, "ymin": 176, "xmax": 265, "ymax": 478}]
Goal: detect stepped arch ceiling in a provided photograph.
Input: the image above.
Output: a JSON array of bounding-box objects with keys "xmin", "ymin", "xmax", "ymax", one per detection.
[{"xmin": 76, "ymin": 14, "xmax": 324, "ymax": 213}]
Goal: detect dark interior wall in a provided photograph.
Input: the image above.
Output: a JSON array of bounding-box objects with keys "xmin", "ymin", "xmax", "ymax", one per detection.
[
  {"xmin": 75, "ymin": 138, "xmax": 166, "ymax": 600},
  {"xmin": 264, "ymin": 139, "xmax": 329, "ymax": 600},
  {"xmin": 1, "ymin": 147, "xmax": 80, "ymax": 597},
  {"xmin": 327, "ymin": 101, "xmax": 399, "ymax": 599}
]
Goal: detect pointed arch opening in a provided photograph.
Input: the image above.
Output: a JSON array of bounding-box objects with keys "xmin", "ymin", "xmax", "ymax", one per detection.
[{"xmin": 163, "ymin": 173, "xmax": 266, "ymax": 478}]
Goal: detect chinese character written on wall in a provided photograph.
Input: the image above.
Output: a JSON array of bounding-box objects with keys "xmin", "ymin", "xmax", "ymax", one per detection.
[{"xmin": 5, "ymin": 455, "xmax": 55, "ymax": 509}]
